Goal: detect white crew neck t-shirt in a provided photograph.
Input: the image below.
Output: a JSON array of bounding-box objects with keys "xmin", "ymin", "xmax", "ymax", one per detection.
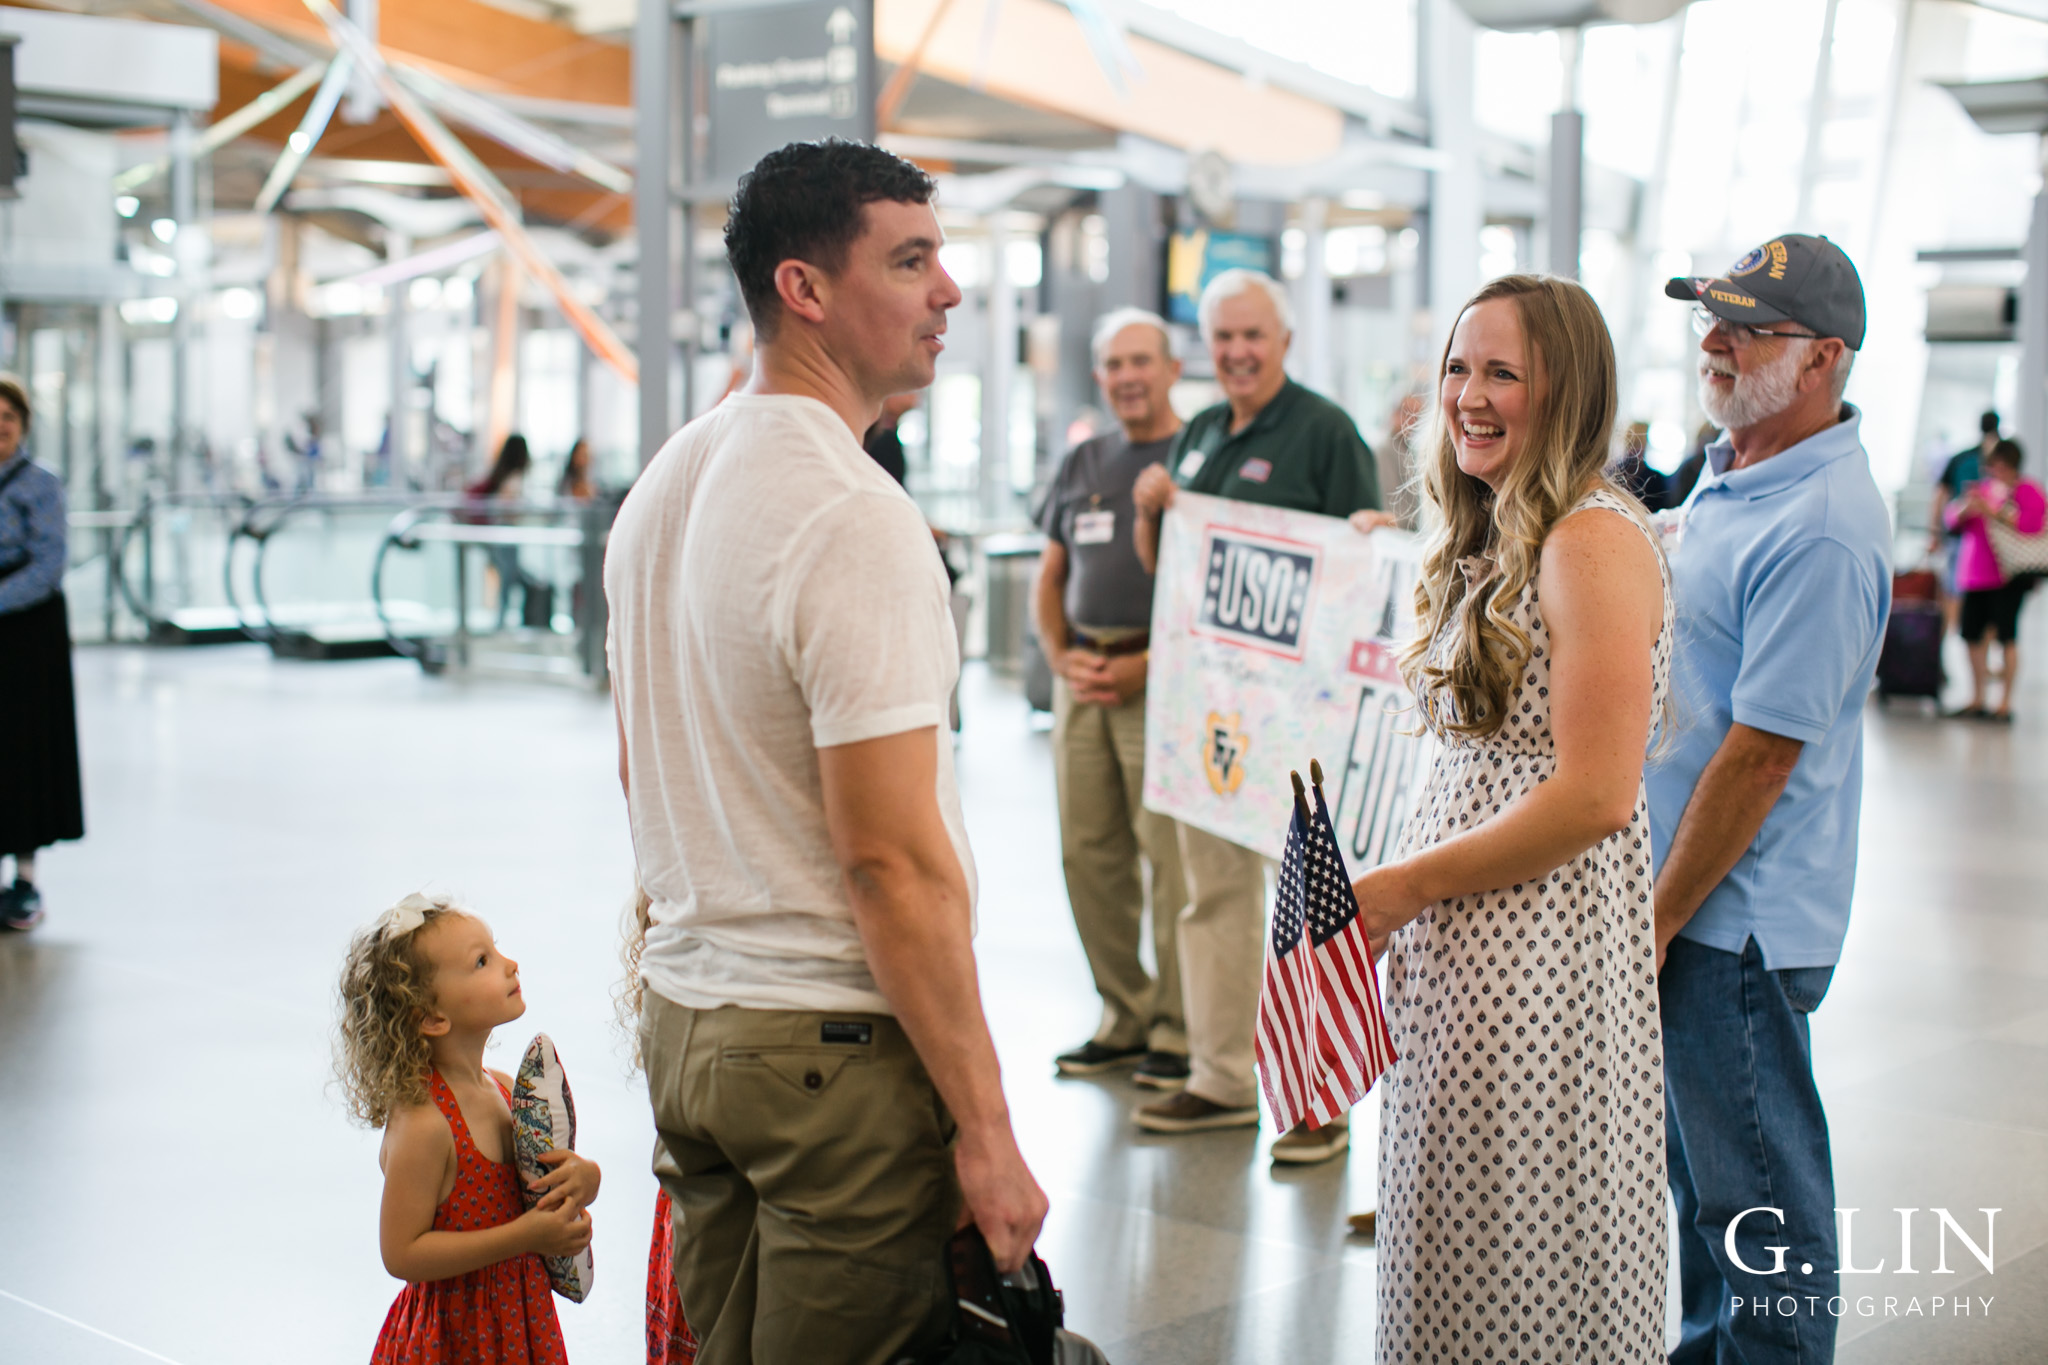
[{"xmin": 605, "ymin": 393, "xmax": 975, "ymax": 1015}]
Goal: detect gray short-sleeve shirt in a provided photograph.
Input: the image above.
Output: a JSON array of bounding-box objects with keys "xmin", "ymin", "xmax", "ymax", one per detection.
[{"xmin": 1038, "ymin": 429, "xmax": 1175, "ymax": 631}]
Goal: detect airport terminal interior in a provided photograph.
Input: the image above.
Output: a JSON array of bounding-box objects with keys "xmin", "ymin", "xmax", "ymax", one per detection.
[{"xmin": 2, "ymin": 0, "xmax": 2047, "ymax": 1361}]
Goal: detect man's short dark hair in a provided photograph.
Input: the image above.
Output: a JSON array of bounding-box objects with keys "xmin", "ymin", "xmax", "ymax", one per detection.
[
  {"xmin": 1981, "ymin": 410, "xmax": 2002, "ymax": 435},
  {"xmin": 725, "ymin": 140, "xmax": 937, "ymax": 340}
]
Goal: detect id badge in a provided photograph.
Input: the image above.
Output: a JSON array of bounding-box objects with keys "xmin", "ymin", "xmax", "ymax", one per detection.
[
  {"xmin": 1072, "ymin": 509, "xmax": 1115, "ymax": 545},
  {"xmin": 1177, "ymin": 449, "xmax": 1207, "ymax": 479}
]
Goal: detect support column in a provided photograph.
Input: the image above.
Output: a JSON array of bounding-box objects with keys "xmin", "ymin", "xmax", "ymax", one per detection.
[
  {"xmin": 345, "ymin": 0, "xmax": 380, "ymax": 124},
  {"xmin": 1298, "ymin": 195, "xmax": 1333, "ymax": 392},
  {"xmin": 634, "ymin": 0, "xmax": 679, "ymax": 464},
  {"xmin": 981, "ymin": 218, "xmax": 1015, "ymax": 522},
  {"xmin": 1424, "ymin": 0, "xmax": 1483, "ymax": 348},
  {"xmin": 1098, "ymin": 181, "xmax": 1162, "ymax": 315},
  {"xmin": 2020, "ymin": 144, "xmax": 2048, "ymax": 468},
  {"xmin": 1547, "ymin": 27, "xmax": 1583, "ymax": 280},
  {"xmin": 386, "ymin": 230, "xmax": 410, "ymax": 488},
  {"xmin": 1794, "ymin": 0, "xmax": 1840, "ymax": 227},
  {"xmin": 169, "ymin": 109, "xmax": 194, "ymax": 491}
]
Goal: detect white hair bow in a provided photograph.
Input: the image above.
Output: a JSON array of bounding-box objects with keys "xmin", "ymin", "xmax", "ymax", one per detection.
[{"xmin": 374, "ymin": 892, "xmax": 443, "ymax": 940}]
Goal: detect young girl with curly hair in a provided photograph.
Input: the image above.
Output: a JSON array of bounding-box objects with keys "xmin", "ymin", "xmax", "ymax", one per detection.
[{"xmin": 337, "ymin": 892, "xmax": 600, "ymax": 1364}]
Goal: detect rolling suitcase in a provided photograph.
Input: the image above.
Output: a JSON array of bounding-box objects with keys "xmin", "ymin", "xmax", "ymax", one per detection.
[{"xmin": 1875, "ymin": 600, "xmax": 1944, "ymax": 702}]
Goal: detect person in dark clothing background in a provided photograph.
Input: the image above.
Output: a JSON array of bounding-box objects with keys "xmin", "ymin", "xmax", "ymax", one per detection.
[
  {"xmin": 466, "ymin": 434, "xmax": 537, "ymax": 628},
  {"xmin": 862, "ymin": 392, "xmax": 918, "ymax": 487},
  {"xmin": 1609, "ymin": 420, "xmax": 1668, "ymax": 506},
  {"xmin": 0, "ymin": 373, "xmax": 85, "ymax": 931},
  {"xmin": 1655, "ymin": 420, "xmax": 1719, "ymax": 511}
]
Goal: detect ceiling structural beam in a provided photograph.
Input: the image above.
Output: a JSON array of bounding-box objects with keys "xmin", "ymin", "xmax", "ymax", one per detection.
[
  {"xmin": 875, "ymin": 0, "xmax": 1348, "ymax": 166},
  {"xmin": 1105, "ymin": 0, "xmax": 1427, "ymax": 141},
  {"xmin": 203, "ymin": 0, "xmax": 631, "ymax": 105},
  {"xmin": 163, "ymin": 0, "xmax": 320, "ymax": 70},
  {"xmin": 392, "ymin": 64, "xmax": 632, "ymax": 193},
  {"xmin": 306, "ymin": 0, "xmax": 637, "ymax": 384},
  {"xmin": 115, "ymin": 58, "xmax": 327, "ymax": 193},
  {"xmin": 348, "ymin": 227, "xmax": 501, "ymax": 287},
  {"xmin": 489, "ymin": 92, "xmax": 635, "ymax": 128},
  {"xmin": 876, "ymin": 0, "xmax": 959, "ymax": 128},
  {"xmin": 254, "ymin": 53, "xmax": 352, "ymax": 213}
]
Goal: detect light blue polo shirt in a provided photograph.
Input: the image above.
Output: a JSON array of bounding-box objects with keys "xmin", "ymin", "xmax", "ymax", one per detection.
[{"xmin": 1647, "ymin": 405, "xmax": 1891, "ymax": 970}]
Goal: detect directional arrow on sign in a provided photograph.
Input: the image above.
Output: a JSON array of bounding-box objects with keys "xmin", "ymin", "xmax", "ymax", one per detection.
[{"xmin": 826, "ymin": 5, "xmax": 857, "ymax": 43}]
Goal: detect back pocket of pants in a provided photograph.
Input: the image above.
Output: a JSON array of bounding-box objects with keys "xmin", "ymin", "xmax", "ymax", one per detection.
[{"xmin": 721, "ymin": 1046, "xmax": 863, "ymax": 1098}]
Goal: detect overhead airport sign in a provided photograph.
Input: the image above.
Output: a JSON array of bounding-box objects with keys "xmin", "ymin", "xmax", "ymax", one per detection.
[{"xmin": 707, "ymin": 0, "xmax": 876, "ymax": 190}]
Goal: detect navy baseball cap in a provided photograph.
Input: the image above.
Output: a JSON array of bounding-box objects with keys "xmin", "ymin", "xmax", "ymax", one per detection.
[{"xmin": 1665, "ymin": 234, "xmax": 1866, "ymax": 351}]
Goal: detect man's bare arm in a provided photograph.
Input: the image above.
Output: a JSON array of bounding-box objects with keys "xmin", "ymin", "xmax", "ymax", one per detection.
[
  {"xmin": 817, "ymin": 728, "xmax": 1047, "ymax": 1271},
  {"xmin": 1132, "ymin": 464, "xmax": 1174, "ymax": 574},
  {"xmin": 1652, "ymin": 721, "xmax": 1804, "ymax": 963},
  {"xmin": 1032, "ymin": 540, "xmax": 1073, "ymax": 667}
]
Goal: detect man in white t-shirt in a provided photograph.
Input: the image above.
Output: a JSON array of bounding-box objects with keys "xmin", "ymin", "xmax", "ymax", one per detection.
[{"xmin": 606, "ymin": 140, "xmax": 1047, "ymax": 1363}]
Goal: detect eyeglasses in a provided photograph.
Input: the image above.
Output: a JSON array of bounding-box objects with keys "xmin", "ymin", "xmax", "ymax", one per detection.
[{"xmin": 1691, "ymin": 306, "xmax": 1820, "ymax": 346}]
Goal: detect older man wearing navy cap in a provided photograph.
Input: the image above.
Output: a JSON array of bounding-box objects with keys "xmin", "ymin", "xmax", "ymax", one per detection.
[{"xmin": 1649, "ymin": 233, "xmax": 1890, "ymax": 1365}]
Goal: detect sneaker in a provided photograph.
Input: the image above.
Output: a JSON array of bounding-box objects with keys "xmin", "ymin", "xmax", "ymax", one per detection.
[
  {"xmin": 1132, "ymin": 1051, "xmax": 1190, "ymax": 1091},
  {"xmin": 1053, "ymin": 1040, "xmax": 1145, "ymax": 1077},
  {"xmin": 1, "ymin": 880, "xmax": 44, "ymax": 932},
  {"xmin": 1346, "ymin": 1211, "xmax": 1377, "ymax": 1240},
  {"xmin": 1269, "ymin": 1115, "xmax": 1349, "ymax": 1164},
  {"xmin": 1134, "ymin": 1090, "xmax": 1260, "ymax": 1134}
]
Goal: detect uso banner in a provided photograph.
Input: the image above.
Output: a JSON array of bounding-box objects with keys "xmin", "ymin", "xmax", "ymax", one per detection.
[{"xmin": 1142, "ymin": 491, "xmax": 1433, "ymax": 864}]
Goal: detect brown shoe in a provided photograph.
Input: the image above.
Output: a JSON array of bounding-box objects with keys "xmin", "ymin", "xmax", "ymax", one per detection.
[
  {"xmin": 1269, "ymin": 1115, "xmax": 1349, "ymax": 1164},
  {"xmin": 1347, "ymin": 1210, "xmax": 1377, "ymax": 1240},
  {"xmin": 1134, "ymin": 1090, "xmax": 1260, "ymax": 1133}
]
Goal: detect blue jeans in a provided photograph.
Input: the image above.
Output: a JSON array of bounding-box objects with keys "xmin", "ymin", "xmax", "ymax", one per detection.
[{"xmin": 1663, "ymin": 936, "xmax": 1839, "ymax": 1365}]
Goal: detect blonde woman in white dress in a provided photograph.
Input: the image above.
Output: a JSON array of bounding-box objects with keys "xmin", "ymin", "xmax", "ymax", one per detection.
[{"xmin": 1351, "ymin": 274, "xmax": 1673, "ymax": 1362}]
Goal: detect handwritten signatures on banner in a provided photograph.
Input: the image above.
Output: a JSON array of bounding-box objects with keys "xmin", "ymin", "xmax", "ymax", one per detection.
[{"xmin": 1144, "ymin": 492, "xmax": 1435, "ymax": 866}]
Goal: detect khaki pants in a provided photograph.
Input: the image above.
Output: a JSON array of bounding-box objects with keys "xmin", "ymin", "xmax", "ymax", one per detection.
[
  {"xmin": 1174, "ymin": 823, "xmax": 1269, "ymax": 1108},
  {"xmin": 1051, "ymin": 674, "xmax": 1187, "ymax": 1054},
  {"xmin": 641, "ymin": 994, "xmax": 959, "ymax": 1365}
]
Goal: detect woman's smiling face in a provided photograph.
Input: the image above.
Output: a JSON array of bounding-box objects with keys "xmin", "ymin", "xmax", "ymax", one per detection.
[{"xmin": 1441, "ymin": 298, "xmax": 1535, "ymax": 491}]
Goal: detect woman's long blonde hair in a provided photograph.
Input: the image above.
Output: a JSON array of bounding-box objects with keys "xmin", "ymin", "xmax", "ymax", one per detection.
[{"xmin": 1402, "ymin": 274, "xmax": 1642, "ymax": 739}]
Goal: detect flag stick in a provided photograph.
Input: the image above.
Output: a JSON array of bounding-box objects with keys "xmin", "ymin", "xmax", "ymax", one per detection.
[{"xmin": 1289, "ymin": 769, "xmax": 1310, "ymax": 823}]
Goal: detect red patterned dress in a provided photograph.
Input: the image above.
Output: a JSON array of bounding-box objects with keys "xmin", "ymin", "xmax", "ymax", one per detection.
[
  {"xmin": 371, "ymin": 1070, "xmax": 570, "ymax": 1365},
  {"xmin": 646, "ymin": 1191, "xmax": 699, "ymax": 1364}
]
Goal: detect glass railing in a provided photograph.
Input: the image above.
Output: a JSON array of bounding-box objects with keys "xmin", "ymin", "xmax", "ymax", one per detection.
[
  {"xmin": 372, "ymin": 499, "xmax": 613, "ymax": 685},
  {"xmin": 61, "ymin": 492, "xmax": 615, "ymax": 687}
]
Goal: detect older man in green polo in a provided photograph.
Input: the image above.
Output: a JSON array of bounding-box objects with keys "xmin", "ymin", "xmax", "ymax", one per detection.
[{"xmin": 1132, "ymin": 267, "xmax": 1389, "ymax": 1164}]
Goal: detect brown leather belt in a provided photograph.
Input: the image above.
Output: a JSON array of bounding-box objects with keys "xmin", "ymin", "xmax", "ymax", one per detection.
[{"xmin": 1070, "ymin": 631, "xmax": 1150, "ymax": 657}]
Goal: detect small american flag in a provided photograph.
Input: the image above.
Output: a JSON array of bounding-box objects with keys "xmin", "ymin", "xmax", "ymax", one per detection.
[{"xmin": 1255, "ymin": 765, "xmax": 1397, "ymax": 1133}]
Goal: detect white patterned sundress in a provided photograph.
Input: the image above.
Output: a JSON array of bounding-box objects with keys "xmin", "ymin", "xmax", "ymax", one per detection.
[{"xmin": 1376, "ymin": 488, "xmax": 1671, "ymax": 1363}]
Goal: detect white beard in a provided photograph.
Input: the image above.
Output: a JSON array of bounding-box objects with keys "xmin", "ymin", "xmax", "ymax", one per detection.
[{"xmin": 1698, "ymin": 339, "xmax": 1809, "ymax": 430}]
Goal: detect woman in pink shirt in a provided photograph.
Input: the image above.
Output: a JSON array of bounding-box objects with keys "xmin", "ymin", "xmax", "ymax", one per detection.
[{"xmin": 1944, "ymin": 438, "xmax": 2045, "ymax": 721}]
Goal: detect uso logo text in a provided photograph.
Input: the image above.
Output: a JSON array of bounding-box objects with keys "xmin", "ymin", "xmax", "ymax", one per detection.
[{"xmin": 1196, "ymin": 528, "xmax": 1319, "ymax": 659}]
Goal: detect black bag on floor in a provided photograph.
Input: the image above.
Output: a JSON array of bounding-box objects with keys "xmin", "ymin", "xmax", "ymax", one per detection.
[
  {"xmin": 908, "ymin": 1227, "xmax": 1109, "ymax": 1365},
  {"xmin": 1876, "ymin": 601, "xmax": 1944, "ymax": 700},
  {"xmin": 521, "ymin": 581, "xmax": 556, "ymax": 630}
]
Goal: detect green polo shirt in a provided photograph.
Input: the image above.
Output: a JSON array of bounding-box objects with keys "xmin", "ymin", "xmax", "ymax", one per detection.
[{"xmin": 1169, "ymin": 378, "xmax": 1382, "ymax": 516}]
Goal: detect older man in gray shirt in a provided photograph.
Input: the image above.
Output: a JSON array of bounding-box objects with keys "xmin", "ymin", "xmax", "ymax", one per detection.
[{"xmin": 1034, "ymin": 308, "xmax": 1190, "ymax": 1091}]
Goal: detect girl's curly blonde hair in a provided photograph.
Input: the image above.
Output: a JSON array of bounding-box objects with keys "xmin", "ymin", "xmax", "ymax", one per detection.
[
  {"xmin": 614, "ymin": 883, "xmax": 653, "ymax": 1073},
  {"xmin": 334, "ymin": 893, "xmax": 465, "ymax": 1128}
]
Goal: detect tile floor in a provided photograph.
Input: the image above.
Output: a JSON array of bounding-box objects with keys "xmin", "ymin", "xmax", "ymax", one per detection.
[{"xmin": 1, "ymin": 612, "xmax": 2043, "ymax": 1363}]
